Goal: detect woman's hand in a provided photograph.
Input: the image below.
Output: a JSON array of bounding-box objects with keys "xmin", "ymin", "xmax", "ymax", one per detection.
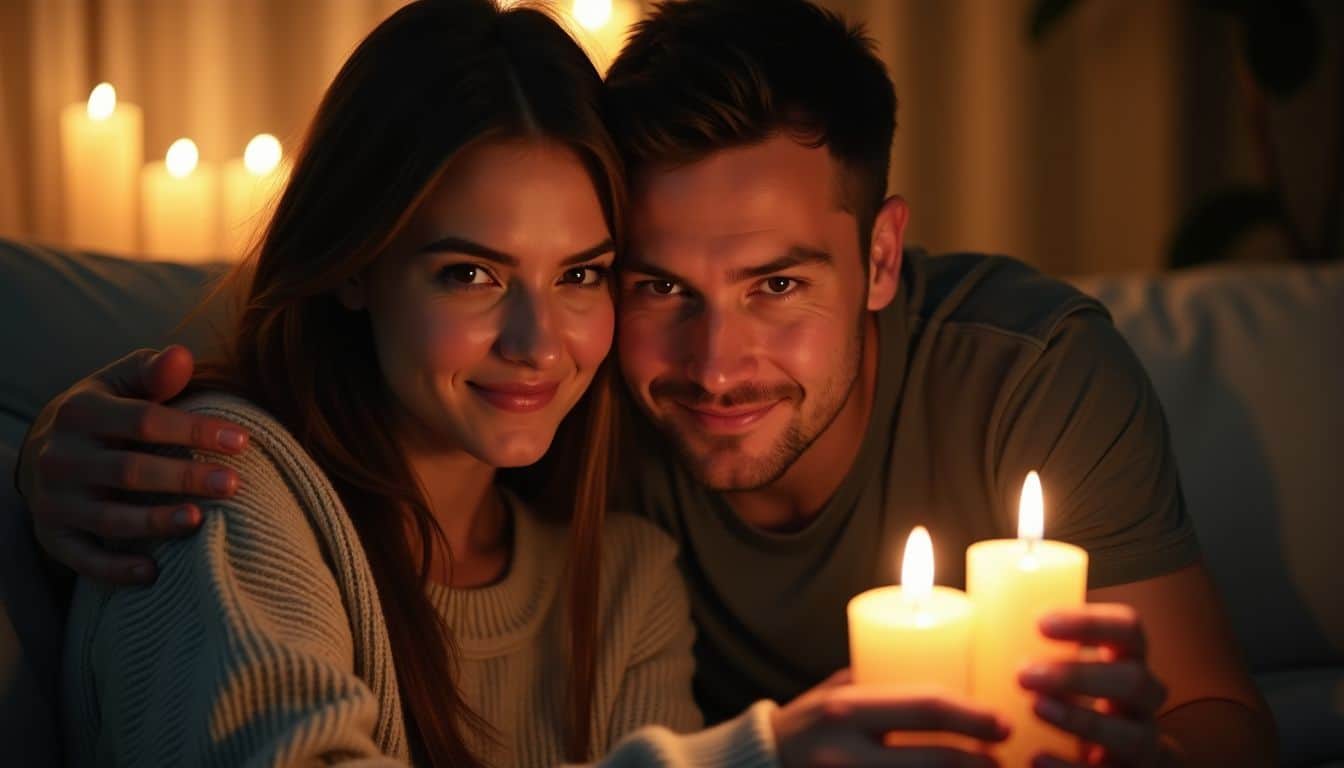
[
  {"xmin": 772, "ymin": 670, "xmax": 1009, "ymax": 767},
  {"xmin": 19, "ymin": 345, "xmax": 249, "ymax": 584}
]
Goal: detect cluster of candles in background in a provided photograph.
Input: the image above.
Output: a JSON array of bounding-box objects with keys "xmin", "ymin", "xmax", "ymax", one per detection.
[
  {"xmin": 55, "ymin": 1, "xmax": 638, "ymax": 263},
  {"xmin": 59, "ymin": 83, "xmax": 290, "ymax": 263},
  {"xmin": 848, "ymin": 472, "xmax": 1089, "ymax": 764}
]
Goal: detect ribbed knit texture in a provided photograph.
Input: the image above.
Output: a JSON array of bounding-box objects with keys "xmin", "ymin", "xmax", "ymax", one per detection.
[{"xmin": 62, "ymin": 392, "xmax": 778, "ymax": 768}]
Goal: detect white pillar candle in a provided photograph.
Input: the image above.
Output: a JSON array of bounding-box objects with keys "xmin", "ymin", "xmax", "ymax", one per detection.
[
  {"xmin": 59, "ymin": 83, "xmax": 143, "ymax": 253},
  {"xmin": 221, "ymin": 133, "xmax": 289, "ymax": 258},
  {"xmin": 967, "ymin": 472, "xmax": 1088, "ymax": 765},
  {"xmin": 142, "ymin": 138, "xmax": 219, "ymax": 262}
]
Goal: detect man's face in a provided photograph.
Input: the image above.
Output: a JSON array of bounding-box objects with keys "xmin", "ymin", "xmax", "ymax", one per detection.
[{"xmin": 619, "ymin": 136, "xmax": 871, "ymax": 490}]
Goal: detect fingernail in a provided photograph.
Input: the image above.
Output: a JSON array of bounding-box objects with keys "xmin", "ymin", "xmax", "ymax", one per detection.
[
  {"xmin": 174, "ymin": 506, "xmax": 199, "ymax": 527},
  {"xmin": 1019, "ymin": 663, "xmax": 1055, "ymax": 687},
  {"xmin": 207, "ymin": 470, "xmax": 234, "ymax": 495},
  {"xmin": 1035, "ymin": 697, "xmax": 1067, "ymax": 723},
  {"xmin": 218, "ymin": 428, "xmax": 246, "ymax": 451}
]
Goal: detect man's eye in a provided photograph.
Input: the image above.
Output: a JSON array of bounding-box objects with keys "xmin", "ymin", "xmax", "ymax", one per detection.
[
  {"xmin": 437, "ymin": 264, "xmax": 496, "ymax": 287},
  {"xmin": 760, "ymin": 277, "xmax": 798, "ymax": 295},
  {"xmin": 639, "ymin": 280, "xmax": 684, "ymax": 296},
  {"xmin": 559, "ymin": 266, "xmax": 608, "ymax": 286}
]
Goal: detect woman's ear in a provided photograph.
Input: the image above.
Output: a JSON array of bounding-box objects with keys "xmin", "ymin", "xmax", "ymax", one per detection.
[
  {"xmin": 866, "ymin": 195, "xmax": 908, "ymax": 311},
  {"xmin": 338, "ymin": 272, "xmax": 368, "ymax": 311}
]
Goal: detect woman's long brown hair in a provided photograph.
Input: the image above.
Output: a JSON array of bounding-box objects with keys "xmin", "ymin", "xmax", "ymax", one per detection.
[{"xmin": 193, "ymin": 1, "xmax": 623, "ymax": 763}]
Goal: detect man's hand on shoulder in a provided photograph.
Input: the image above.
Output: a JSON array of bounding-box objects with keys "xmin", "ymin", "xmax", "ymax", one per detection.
[{"xmin": 18, "ymin": 345, "xmax": 250, "ymax": 584}]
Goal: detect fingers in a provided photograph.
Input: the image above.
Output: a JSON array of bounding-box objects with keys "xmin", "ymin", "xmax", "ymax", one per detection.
[
  {"xmin": 825, "ymin": 689, "xmax": 1010, "ymax": 742},
  {"xmin": 37, "ymin": 529, "xmax": 158, "ymax": 585},
  {"xmin": 1031, "ymin": 696, "xmax": 1162, "ymax": 766},
  {"xmin": 66, "ymin": 502, "xmax": 203, "ymax": 540},
  {"xmin": 57, "ymin": 393, "xmax": 247, "ymax": 454},
  {"xmin": 93, "ymin": 346, "xmax": 195, "ymax": 402},
  {"xmin": 1039, "ymin": 604, "xmax": 1146, "ymax": 658},
  {"xmin": 1019, "ymin": 660, "xmax": 1166, "ymax": 716},
  {"xmin": 72, "ymin": 449, "xmax": 238, "ymax": 498}
]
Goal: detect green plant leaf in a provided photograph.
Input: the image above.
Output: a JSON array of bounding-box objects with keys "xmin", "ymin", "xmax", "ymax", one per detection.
[
  {"xmin": 1167, "ymin": 185, "xmax": 1283, "ymax": 268},
  {"xmin": 1027, "ymin": 0, "xmax": 1084, "ymax": 44},
  {"xmin": 1240, "ymin": 0, "xmax": 1320, "ymax": 99}
]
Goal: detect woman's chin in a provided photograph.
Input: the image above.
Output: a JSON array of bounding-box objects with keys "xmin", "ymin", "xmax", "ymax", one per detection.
[{"xmin": 471, "ymin": 429, "xmax": 557, "ymax": 469}]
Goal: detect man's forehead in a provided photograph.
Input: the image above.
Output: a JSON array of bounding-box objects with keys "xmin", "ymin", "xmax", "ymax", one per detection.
[{"xmin": 632, "ymin": 136, "xmax": 841, "ymax": 240}]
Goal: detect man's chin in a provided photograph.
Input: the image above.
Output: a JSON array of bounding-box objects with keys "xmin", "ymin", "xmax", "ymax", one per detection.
[{"xmin": 677, "ymin": 442, "xmax": 792, "ymax": 492}]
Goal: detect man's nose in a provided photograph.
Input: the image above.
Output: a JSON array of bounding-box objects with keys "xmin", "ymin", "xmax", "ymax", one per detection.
[
  {"xmin": 496, "ymin": 286, "xmax": 562, "ymax": 369},
  {"xmin": 682, "ymin": 306, "xmax": 757, "ymax": 394}
]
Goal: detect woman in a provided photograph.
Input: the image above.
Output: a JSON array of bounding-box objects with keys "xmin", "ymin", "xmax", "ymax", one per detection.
[{"xmin": 62, "ymin": 1, "xmax": 777, "ymax": 765}]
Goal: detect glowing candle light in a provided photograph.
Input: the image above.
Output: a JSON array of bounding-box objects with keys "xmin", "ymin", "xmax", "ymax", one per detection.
[
  {"xmin": 59, "ymin": 83, "xmax": 143, "ymax": 253},
  {"xmin": 221, "ymin": 133, "xmax": 289, "ymax": 258},
  {"xmin": 141, "ymin": 138, "xmax": 219, "ymax": 262},
  {"xmin": 967, "ymin": 472, "xmax": 1089, "ymax": 764}
]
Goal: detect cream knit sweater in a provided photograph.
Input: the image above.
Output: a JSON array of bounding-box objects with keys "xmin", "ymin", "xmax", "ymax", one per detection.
[{"xmin": 62, "ymin": 393, "xmax": 778, "ymax": 767}]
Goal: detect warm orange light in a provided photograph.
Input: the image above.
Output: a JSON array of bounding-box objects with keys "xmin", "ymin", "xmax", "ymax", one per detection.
[
  {"xmin": 165, "ymin": 138, "xmax": 199, "ymax": 179},
  {"xmin": 243, "ymin": 133, "xmax": 282, "ymax": 176},
  {"xmin": 573, "ymin": 0, "xmax": 612, "ymax": 29},
  {"xmin": 87, "ymin": 83, "xmax": 116, "ymax": 121},
  {"xmin": 1018, "ymin": 470, "xmax": 1044, "ymax": 541},
  {"xmin": 901, "ymin": 525, "xmax": 934, "ymax": 602}
]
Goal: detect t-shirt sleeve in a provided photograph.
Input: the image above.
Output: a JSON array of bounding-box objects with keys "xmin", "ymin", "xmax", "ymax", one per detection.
[{"xmin": 992, "ymin": 309, "xmax": 1201, "ymax": 588}]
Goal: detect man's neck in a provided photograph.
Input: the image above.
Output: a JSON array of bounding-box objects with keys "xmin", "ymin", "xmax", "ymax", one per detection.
[{"xmin": 722, "ymin": 312, "xmax": 881, "ymax": 532}]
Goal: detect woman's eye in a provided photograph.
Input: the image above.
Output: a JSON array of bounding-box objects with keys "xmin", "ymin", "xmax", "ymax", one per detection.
[
  {"xmin": 639, "ymin": 280, "xmax": 684, "ymax": 296},
  {"xmin": 437, "ymin": 264, "xmax": 496, "ymax": 287},
  {"xmin": 761, "ymin": 277, "xmax": 798, "ymax": 295},
  {"xmin": 559, "ymin": 266, "xmax": 608, "ymax": 286}
]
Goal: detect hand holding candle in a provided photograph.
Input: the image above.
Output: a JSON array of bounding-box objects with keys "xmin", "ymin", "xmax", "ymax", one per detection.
[{"xmin": 967, "ymin": 472, "xmax": 1089, "ymax": 765}]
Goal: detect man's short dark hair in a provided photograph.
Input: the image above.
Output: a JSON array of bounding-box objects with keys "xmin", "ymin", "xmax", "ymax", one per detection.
[{"xmin": 604, "ymin": 0, "xmax": 897, "ymax": 251}]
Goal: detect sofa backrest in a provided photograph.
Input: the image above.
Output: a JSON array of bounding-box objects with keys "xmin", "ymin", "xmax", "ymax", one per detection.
[{"xmin": 1074, "ymin": 264, "xmax": 1344, "ymax": 676}]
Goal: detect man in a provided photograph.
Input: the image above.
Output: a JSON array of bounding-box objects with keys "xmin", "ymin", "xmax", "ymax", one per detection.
[{"xmin": 19, "ymin": 1, "xmax": 1274, "ymax": 765}]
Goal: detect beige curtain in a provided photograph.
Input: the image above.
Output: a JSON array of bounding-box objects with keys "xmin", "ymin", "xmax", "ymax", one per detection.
[{"xmin": 1, "ymin": 0, "xmax": 1339, "ymax": 274}]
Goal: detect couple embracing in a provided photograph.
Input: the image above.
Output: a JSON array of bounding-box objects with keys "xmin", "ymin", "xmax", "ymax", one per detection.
[{"xmin": 19, "ymin": 0, "xmax": 1273, "ymax": 766}]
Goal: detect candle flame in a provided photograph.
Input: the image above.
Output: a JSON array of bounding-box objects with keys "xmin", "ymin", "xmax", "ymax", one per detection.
[
  {"xmin": 87, "ymin": 83, "xmax": 116, "ymax": 121},
  {"xmin": 243, "ymin": 133, "xmax": 282, "ymax": 176},
  {"xmin": 901, "ymin": 525, "xmax": 934, "ymax": 601},
  {"xmin": 1018, "ymin": 471, "xmax": 1044, "ymax": 541},
  {"xmin": 573, "ymin": 0, "xmax": 612, "ymax": 29},
  {"xmin": 165, "ymin": 138, "xmax": 199, "ymax": 179}
]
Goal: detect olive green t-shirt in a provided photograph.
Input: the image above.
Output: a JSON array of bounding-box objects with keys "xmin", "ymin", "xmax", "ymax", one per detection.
[{"xmin": 624, "ymin": 249, "xmax": 1201, "ymax": 724}]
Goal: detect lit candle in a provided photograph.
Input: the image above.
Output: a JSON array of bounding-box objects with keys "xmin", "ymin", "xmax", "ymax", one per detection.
[
  {"xmin": 570, "ymin": 0, "xmax": 641, "ymax": 74},
  {"xmin": 141, "ymin": 138, "xmax": 219, "ymax": 262},
  {"xmin": 59, "ymin": 83, "xmax": 143, "ymax": 253},
  {"xmin": 849, "ymin": 526, "xmax": 975, "ymax": 745},
  {"xmin": 967, "ymin": 472, "xmax": 1089, "ymax": 764},
  {"xmin": 221, "ymin": 133, "xmax": 289, "ymax": 258}
]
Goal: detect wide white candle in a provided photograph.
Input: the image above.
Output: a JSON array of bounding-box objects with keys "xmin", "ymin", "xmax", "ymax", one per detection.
[
  {"xmin": 142, "ymin": 138, "xmax": 219, "ymax": 262},
  {"xmin": 59, "ymin": 83, "xmax": 143, "ymax": 253},
  {"xmin": 849, "ymin": 526, "xmax": 975, "ymax": 747},
  {"xmin": 221, "ymin": 133, "xmax": 289, "ymax": 258},
  {"xmin": 967, "ymin": 472, "xmax": 1088, "ymax": 765}
]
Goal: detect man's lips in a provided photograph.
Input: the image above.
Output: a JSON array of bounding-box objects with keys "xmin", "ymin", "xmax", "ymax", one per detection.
[
  {"xmin": 673, "ymin": 400, "xmax": 781, "ymax": 434},
  {"xmin": 468, "ymin": 381, "xmax": 559, "ymax": 413}
]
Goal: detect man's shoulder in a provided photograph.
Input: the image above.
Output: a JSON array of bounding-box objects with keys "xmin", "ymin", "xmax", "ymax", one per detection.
[{"xmin": 904, "ymin": 250, "xmax": 1108, "ymax": 348}]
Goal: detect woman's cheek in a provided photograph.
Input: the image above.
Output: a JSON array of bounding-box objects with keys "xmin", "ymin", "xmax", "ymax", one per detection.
[
  {"xmin": 423, "ymin": 306, "xmax": 499, "ymax": 374},
  {"xmin": 564, "ymin": 301, "xmax": 615, "ymax": 371}
]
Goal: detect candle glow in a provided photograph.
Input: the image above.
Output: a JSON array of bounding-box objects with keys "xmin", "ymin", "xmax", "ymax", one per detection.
[
  {"xmin": 243, "ymin": 133, "xmax": 282, "ymax": 176},
  {"xmin": 165, "ymin": 139, "xmax": 199, "ymax": 179},
  {"xmin": 87, "ymin": 83, "xmax": 116, "ymax": 121},
  {"xmin": 573, "ymin": 0, "xmax": 613, "ymax": 28}
]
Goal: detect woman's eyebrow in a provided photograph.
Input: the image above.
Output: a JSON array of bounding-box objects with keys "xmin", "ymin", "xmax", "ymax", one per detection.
[{"xmin": 417, "ymin": 236, "xmax": 614, "ymax": 267}]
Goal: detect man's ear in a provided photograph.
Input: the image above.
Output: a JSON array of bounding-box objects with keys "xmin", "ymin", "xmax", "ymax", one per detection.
[
  {"xmin": 866, "ymin": 195, "xmax": 908, "ymax": 311},
  {"xmin": 338, "ymin": 271, "xmax": 368, "ymax": 311}
]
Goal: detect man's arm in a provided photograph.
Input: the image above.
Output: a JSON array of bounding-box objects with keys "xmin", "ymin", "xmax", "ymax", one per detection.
[
  {"xmin": 17, "ymin": 345, "xmax": 247, "ymax": 583},
  {"xmin": 1091, "ymin": 565, "xmax": 1276, "ymax": 765}
]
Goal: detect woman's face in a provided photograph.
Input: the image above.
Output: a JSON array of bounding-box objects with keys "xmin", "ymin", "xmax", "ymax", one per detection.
[{"xmin": 344, "ymin": 139, "xmax": 615, "ymax": 467}]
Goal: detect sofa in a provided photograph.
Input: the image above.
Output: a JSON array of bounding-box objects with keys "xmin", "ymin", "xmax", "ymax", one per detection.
[{"xmin": 2, "ymin": 237, "xmax": 1341, "ymax": 765}]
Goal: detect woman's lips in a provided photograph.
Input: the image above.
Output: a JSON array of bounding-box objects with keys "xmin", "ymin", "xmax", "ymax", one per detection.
[
  {"xmin": 468, "ymin": 381, "xmax": 559, "ymax": 413},
  {"xmin": 675, "ymin": 400, "xmax": 780, "ymax": 434}
]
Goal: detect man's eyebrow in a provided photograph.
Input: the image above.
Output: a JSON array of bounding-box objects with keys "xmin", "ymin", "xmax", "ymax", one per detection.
[
  {"xmin": 417, "ymin": 236, "xmax": 614, "ymax": 268},
  {"xmin": 726, "ymin": 246, "xmax": 832, "ymax": 283}
]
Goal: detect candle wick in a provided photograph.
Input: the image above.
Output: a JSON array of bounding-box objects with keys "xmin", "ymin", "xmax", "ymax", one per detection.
[{"xmin": 1025, "ymin": 536, "xmax": 1038, "ymax": 557}]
